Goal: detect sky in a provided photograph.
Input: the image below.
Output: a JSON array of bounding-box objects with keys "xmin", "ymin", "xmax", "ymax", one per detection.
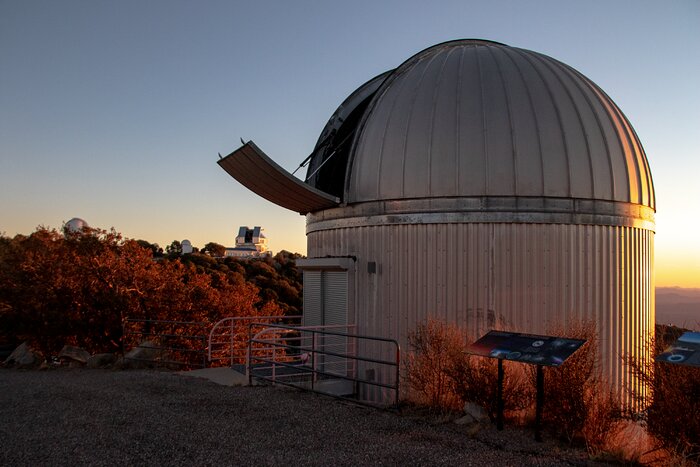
[{"xmin": 1, "ymin": 0, "xmax": 699, "ymax": 287}]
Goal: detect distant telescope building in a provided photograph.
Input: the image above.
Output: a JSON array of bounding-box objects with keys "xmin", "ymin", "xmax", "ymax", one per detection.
[
  {"xmin": 225, "ymin": 226, "xmax": 271, "ymax": 258},
  {"xmin": 181, "ymin": 239, "xmax": 193, "ymax": 255},
  {"xmin": 64, "ymin": 217, "xmax": 89, "ymax": 234},
  {"xmin": 219, "ymin": 39, "xmax": 655, "ymax": 407}
]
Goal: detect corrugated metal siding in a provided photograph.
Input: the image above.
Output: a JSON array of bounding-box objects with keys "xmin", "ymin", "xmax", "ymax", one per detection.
[{"xmin": 307, "ymin": 223, "xmax": 654, "ymax": 408}]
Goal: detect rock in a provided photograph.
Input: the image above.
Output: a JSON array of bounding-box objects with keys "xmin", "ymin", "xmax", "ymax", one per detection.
[
  {"xmin": 455, "ymin": 414, "xmax": 478, "ymax": 425},
  {"xmin": 123, "ymin": 341, "xmax": 162, "ymax": 368},
  {"xmin": 58, "ymin": 345, "xmax": 91, "ymax": 364},
  {"xmin": 87, "ymin": 353, "xmax": 116, "ymax": 369},
  {"xmin": 4, "ymin": 342, "xmax": 42, "ymax": 368},
  {"xmin": 463, "ymin": 402, "xmax": 489, "ymax": 422}
]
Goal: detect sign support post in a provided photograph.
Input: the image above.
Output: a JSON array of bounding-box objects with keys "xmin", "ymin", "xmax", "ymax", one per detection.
[
  {"xmin": 497, "ymin": 358, "xmax": 504, "ymax": 431},
  {"xmin": 535, "ymin": 364, "xmax": 544, "ymax": 442}
]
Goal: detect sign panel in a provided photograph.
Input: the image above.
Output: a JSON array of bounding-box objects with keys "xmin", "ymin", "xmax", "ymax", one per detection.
[
  {"xmin": 467, "ymin": 330, "xmax": 586, "ymax": 367},
  {"xmin": 656, "ymin": 332, "xmax": 700, "ymax": 367}
]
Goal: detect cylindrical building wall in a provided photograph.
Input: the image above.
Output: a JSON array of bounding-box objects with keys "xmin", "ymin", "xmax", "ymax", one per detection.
[{"xmin": 307, "ymin": 221, "xmax": 654, "ymax": 408}]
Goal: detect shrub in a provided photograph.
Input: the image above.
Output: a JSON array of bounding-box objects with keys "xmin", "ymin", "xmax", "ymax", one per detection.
[
  {"xmin": 629, "ymin": 326, "xmax": 700, "ymax": 464},
  {"xmin": 538, "ymin": 321, "xmax": 623, "ymax": 455},
  {"xmin": 404, "ymin": 319, "xmax": 463, "ymax": 411},
  {"xmin": 449, "ymin": 354, "xmax": 531, "ymax": 422},
  {"xmin": 404, "ymin": 319, "xmax": 531, "ymax": 418}
]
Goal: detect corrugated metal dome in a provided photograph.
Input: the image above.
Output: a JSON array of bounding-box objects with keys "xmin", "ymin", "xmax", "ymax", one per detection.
[{"xmin": 309, "ymin": 39, "xmax": 655, "ymax": 210}]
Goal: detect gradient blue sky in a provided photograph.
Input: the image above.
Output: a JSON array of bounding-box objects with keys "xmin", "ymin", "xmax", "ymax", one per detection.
[{"xmin": 1, "ymin": 0, "xmax": 699, "ymax": 286}]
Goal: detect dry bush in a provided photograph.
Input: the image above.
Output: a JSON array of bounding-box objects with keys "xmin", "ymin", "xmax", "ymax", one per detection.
[
  {"xmin": 404, "ymin": 319, "xmax": 463, "ymax": 411},
  {"xmin": 449, "ymin": 355, "xmax": 531, "ymax": 422},
  {"xmin": 537, "ymin": 321, "xmax": 623, "ymax": 455},
  {"xmin": 628, "ymin": 327, "xmax": 700, "ymax": 464},
  {"xmin": 404, "ymin": 319, "xmax": 531, "ymax": 418}
]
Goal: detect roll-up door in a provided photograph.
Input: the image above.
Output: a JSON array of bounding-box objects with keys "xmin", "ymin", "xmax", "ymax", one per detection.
[
  {"xmin": 321, "ymin": 271, "xmax": 348, "ymax": 375},
  {"xmin": 303, "ymin": 271, "xmax": 322, "ymax": 327}
]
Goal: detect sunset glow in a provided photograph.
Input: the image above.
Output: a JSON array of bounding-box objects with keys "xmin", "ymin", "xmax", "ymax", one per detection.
[{"xmin": 1, "ymin": 1, "xmax": 699, "ymax": 289}]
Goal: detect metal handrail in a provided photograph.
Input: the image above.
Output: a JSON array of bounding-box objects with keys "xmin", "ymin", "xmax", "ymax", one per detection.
[
  {"xmin": 122, "ymin": 318, "xmax": 209, "ymax": 368},
  {"xmin": 246, "ymin": 322, "xmax": 401, "ymax": 408},
  {"xmin": 207, "ymin": 315, "xmax": 302, "ymax": 366}
]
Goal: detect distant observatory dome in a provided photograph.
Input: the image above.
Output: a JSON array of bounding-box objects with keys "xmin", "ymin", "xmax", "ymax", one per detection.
[
  {"xmin": 65, "ymin": 217, "xmax": 89, "ymax": 233},
  {"xmin": 181, "ymin": 239, "xmax": 193, "ymax": 254}
]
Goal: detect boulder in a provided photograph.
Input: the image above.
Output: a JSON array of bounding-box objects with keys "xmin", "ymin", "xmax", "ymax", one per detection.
[
  {"xmin": 123, "ymin": 341, "xmax": 161, "ymax": 368},
  {"xmin": 455, "ymin": 402, "xmax": 489, "ymax": 426},
  {"xmin": 58, "ymin": 345, "xmax": 91, "ymax": 364},
  {"xmin": 87, "ymin": 353, "xmax": 116, "ymax": 369},
  {"xmin": 463, "ymin": 402, "xmax": 489, "ymax": 421},
  {"xmin": 4, "ymin": 342, "xmax": 43, "ymax": 368}
]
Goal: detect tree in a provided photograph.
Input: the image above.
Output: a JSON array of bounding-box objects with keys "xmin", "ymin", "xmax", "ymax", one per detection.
[
  {"xmin": 202, "ymin": 242, "xmax": 226, "ymax": 258},
  {"xmin": 136, "ymin": 239, "xmax": 163, "ymax": 257},
  {"xmin": 166, "ymin": 240, "xmax": 182, "ymax": 257},
  {"xmin": 0, "ymin": 227, "xmax": 287, "ymax": 356}
]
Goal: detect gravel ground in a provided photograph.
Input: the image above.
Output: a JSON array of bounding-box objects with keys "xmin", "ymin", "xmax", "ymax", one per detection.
[{"xmin": 0, "ymin": 369, "xmax": 607, "ymax": 466}]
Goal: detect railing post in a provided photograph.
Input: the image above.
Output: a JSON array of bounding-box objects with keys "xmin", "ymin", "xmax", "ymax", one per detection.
[
  {"xmin": 247, "ymin": 324, "xmax": 253, "ymax": 385},
  {"xmin": 395, "ymin": 344, "xmax": 401, "ymax": 408},
  {"xmin": 311, "ymin": 331, "xmax": 316, "ymax": 391},
  {"xmin": 230, "ymin": 319, "xmax": 235, "ymax": 368},
  {"xmin": 272, "ymin": 334, "xmax": 277, "ymax": 383}
]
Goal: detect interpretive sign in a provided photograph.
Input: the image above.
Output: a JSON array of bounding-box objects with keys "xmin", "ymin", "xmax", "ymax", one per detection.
[
  {"xmin": 656, "ymin": 332, "xmax": 700, "ymax": 368},
  {"xmin": 467, "ymin": 330, "xmax": 586, "ymax": 440},
  {"xmin": 468, "ymin": 330, "xmax": 586, "ymax": 366}
]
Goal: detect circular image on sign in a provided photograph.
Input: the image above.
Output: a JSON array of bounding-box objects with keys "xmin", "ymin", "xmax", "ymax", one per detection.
[
  {"xmin": 507, "ymin": 351, "xmax": 522, "ymax": 360},
  {"xmin": 667, "ymin": 354, "xmax": 686, "ymax": 363},
  {"xmin": 532, "ymin": 340, "xmax": 545, "ymax": 348}
]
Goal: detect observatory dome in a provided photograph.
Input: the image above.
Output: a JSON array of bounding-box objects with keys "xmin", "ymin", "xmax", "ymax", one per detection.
[
  {"xmin": 65, "ymin": 217, "xmax": 89, "ymax": 233},
  {"xmin": 307, "ymin": 39, "xmax": 654, "ymax": 214},
  {"xmin": 218, "ymin": 39, "xmax": 657, "ymax": 409}
]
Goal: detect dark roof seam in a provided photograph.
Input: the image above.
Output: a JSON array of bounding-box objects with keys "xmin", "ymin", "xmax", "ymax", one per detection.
[
  {"xmin": 540, "ymin": 57, "xmax": 596, "ymax": 200},
  {"xmin": 373, "ymin": 68, "xmax": 414, "ymax": 202},
  {"xmin": 487, "ymin": 45, "xmax": 518, "ymax": 195},
  {"xmin": 455, "ymin": 46, "xmax": 466, "ymax": 194},
  {"xmin": 521, "ymin": 51, "xmax": 572, "ymax": 197},
  {"xmin": 343, "ymin": 66, "xmax": 411, "ymax": 202},
  {"xmin": 427, "ymin": 48, "xmax": 454, "ymax": 196},
  {"xmin": 575, "ymin": 71, "xmax": 635, "ymax": 205},
  {"xmin": 475, "ymin": 45, "xmax": 489, "ymax": 194},
  {"xmin": 628, "ymin": 123, "xmax": 655, "ymax": 209},
  {"xmin": 558, "ymin": 64, "xmax": 617, "ymax": 204},
  {"xmin": 600, "ymin": 89, "xmax": 649, "ymax": 204},
  {"xmin": 507, "ymin": 48, "xmax": 544, "ymax": 195},
  {"xmin": 399, "ymin": 52, "xmax": 442, "ymax": 198}
]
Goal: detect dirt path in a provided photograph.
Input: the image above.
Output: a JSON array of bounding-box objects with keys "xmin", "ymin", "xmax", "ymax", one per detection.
[{"xmin": 0, "ymin": 369, "xmax": 604, "ymax": 466}]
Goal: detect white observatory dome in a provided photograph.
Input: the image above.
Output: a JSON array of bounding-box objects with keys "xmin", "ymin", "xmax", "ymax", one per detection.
[
  {"xmin": 65, "ymin": 217, "xmax": 89, "ymax": 233},
  {"xmin": 181, "ymin": 239, "xmax": 193, "ymax": 254}
]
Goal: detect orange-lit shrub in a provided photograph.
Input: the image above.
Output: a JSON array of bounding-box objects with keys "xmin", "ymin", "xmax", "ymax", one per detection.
[
  {"xmin": 538, "ymin": 322, "xmax": 622, "ymax": 455},
  {"xmin": 404, "ymin": 319, "xmax": 530, "ymax": 417},
  {"xmin": 404, "ymin": 319, "xmax": 463, "ymax": 411},
  {"xmin": 629, "ymin": 326, "xmax": 700, "ymax": 464},
  {"xmin": 0, "ymin": 227, "xmax": 286, "ymax": 357},
  {"xmin": 449, "ymin": 354, "xmax": 531, "ymax": 422}
]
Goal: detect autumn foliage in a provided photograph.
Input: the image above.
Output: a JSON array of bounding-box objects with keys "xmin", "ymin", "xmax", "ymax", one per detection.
[{"xmin": 0, "ymin": 226, "xmax": 300, "ymax": 356}]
